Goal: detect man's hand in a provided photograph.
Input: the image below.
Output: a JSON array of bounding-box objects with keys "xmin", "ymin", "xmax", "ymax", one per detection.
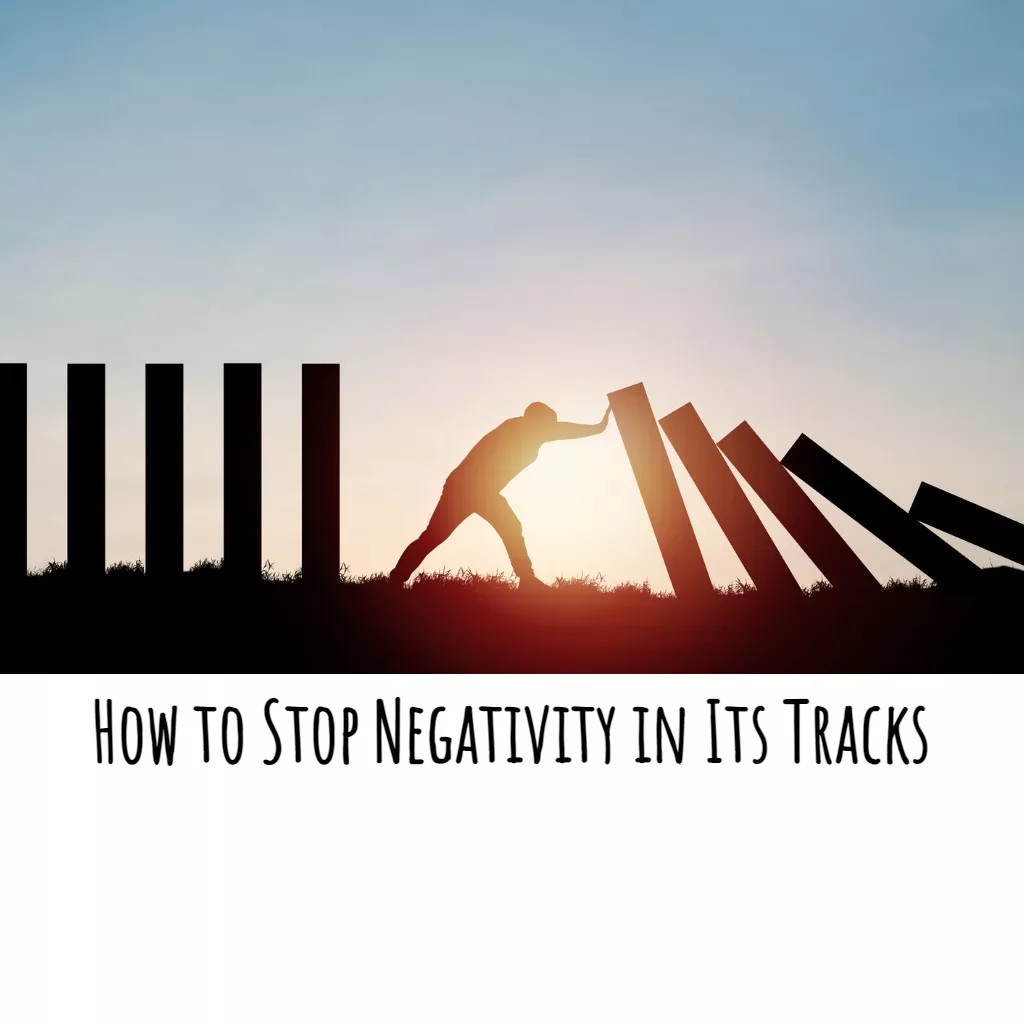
[{"xmin": 547, "ymin": 406, "xmax": 612, "ymax": 442}]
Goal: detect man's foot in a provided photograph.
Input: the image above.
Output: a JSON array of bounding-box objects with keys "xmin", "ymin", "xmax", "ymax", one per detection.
[{"xmin": 518, "ymin": 575, "xmax": 551, "ymax": 592}]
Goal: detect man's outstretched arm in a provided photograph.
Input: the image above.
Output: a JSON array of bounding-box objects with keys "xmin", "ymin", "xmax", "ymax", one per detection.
[{"xmin": 546, "ymin": 406, "xmax": 611, "ymax": 441}]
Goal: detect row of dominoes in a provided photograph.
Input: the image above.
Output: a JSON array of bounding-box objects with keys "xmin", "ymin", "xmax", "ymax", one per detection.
[
  {"xmin": 607, "ymin": 382, "xmax": 1021, "ymax": 599},
  {"xmin": 0, "ymin": 363, "xmax": 338, "ymax": 582},
  {"xmin": 1, "ymin": 365, "xmax": 1020, "ymax": 589}
]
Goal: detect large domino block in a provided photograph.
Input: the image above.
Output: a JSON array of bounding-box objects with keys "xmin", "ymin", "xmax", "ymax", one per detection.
[
  {"xmin": 67, "ymin": 364, "xmax": 106, "ymax": 576},
  {"xmin": 660, "ymin": 404, "xmax": 801, "ymax": 599},
  {"xmin": 781, "ymin": 434, "xmax": 979, "ymax": 586},
  {"xmin": 607, "ymin": 383, "xmax": 712, "ymax": 601},
  {"xmin": 224, "ymin": 363, "xmax": 263, "ymax": 580},
  {"xmin": 910, "ymin": 482, "xmax": 1024, "ymax": 567},
  {"xmin": 302, "ymin": 364, "xmax": 340, "ymax": 584},
  {"xmin": 718, "ymin": 422, "xmax": 879, "ymax": 593},
  {"xmin": 0, "ymin": 366, "xmax": 27, "ymax": 585},
  {"xmin": 1, "ymin": 364, "xmax": 27, "ymax": 582},
  {"xmin": 145, "ymin": 364, "xmax": 184, "ymax": 577}
]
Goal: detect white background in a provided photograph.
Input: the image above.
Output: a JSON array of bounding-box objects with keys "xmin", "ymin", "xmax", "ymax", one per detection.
[{"xmin": 3, "ymin": 675, "xmax": 1021, "ymax": 1023}]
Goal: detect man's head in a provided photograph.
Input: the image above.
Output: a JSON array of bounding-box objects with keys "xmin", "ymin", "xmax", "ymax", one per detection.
[{"xmin": 523, "ymin": 402, "xmax": 557, "ymax": 429}]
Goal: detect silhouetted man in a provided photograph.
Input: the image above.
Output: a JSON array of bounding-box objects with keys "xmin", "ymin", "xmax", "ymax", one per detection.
[{"xmin": 389, "ymin": 402, "xmax": 611, "ymax": 589}]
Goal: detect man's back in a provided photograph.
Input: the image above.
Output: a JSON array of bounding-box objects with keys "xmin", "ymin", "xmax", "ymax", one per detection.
[{"xmin": 447, "ymin": 417, "xmax": 543, "ymax": 494}]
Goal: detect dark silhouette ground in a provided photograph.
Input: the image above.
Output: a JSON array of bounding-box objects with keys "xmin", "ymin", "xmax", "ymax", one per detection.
[{"xmin": 3, "ymin": 561, "xmax": 1022, "ymax": 673}]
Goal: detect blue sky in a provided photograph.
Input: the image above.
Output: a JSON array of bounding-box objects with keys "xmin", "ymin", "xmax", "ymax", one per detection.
[{"xmin": 2, "ymin": 1, "xmax": 1022, "ymax": 585}]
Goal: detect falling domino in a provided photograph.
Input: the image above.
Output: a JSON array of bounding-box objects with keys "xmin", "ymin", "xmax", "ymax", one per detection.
[
  {"xmin": 302, "ymin": 364, "xmax": 341, "ymax": 584},
  {"xmin": 607, "ymin": 383, "xmax": 713, "ymax": 602},
  {"xmin": 145, "ymin": 364, "xmax": 184, "ymax": 578},
  {"xmin": 780, "ymin": 433, "xmax": 979, "ymax": 586},
  {"xmin": 910, "ymin": 482, "xmax": 1024, "ymax": 568},
  {"xmin": 660, "ymin": 403, "xmax": 802, "ymax": 599},
  {"xmin": 717, "ymin": 421, "xmax": 879, "ymax": 593},
  {"xmin": 67, "ymin": 364, "xmax": 106, "ymax": 577}
]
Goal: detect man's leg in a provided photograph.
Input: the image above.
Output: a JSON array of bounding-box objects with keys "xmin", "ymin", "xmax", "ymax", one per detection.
[
  {"xmin": 474, "ymin": 493, "xmax": 542, "ymax": 584},
  {"xmin": 390, "ymin": 487, "xmax": 469, "ymax": 586}
]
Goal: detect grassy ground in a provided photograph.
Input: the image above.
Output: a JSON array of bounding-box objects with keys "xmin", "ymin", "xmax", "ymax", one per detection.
[{"xmin": 4, "ymin": 558, "xmax": 1021, "ymax": 672}]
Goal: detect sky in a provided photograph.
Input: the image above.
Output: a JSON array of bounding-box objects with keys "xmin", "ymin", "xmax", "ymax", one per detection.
[{"xmin": 2, "ymin": 0, "xmax": 1022, "ymax": 589}]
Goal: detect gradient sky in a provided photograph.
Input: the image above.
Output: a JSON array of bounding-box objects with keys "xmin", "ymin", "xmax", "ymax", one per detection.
[{"xmin": 2, "ymin": 0, "xmax": 1022, "ymax": 588}]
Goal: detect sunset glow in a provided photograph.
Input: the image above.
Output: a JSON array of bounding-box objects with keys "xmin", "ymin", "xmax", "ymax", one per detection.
[{"xmin": 3, "ymin": 2, "xmax": 1022, "ymax": 588}]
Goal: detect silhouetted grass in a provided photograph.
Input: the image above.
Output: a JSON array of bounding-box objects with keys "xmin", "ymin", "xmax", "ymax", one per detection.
[
  {"xmin": 23, "ymin": 555, "xmax": 943, "ymax": 596},
  {"xmin": 7, "ymin": 558, "xmax": 1020, "ymax": 673}
]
